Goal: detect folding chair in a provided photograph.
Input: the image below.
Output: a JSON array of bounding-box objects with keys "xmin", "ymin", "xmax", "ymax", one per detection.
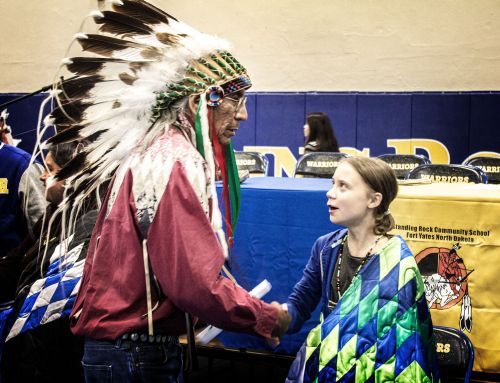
[
  {"xmin": 433, "ymin": 326, "xmax": 474, "ymax": 383},
  {"xmin": 463, "ymin": 156, "xmax": 500, "ymax": 184},
  {"xmin": 378, "ymin": 154, "xmax": 430, "ymax": 179},
  {"xmin": 406, "ymin": 164, "xmax": 488, "ymax": 184},
  {"xmin": 294, "ymin": 152, "xmax": 349, "ymax": 178},
  {"xmin": 234, "ymin": 151, "xmax": 269, "ymax": 176}
]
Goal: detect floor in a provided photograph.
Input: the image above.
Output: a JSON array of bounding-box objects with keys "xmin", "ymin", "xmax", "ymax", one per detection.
[
  {"xmin": 184, "ymin": 354, "xmax": 500, "ymax": 383},
  {"xmin": 185, "ymin": 356, "xmax": 290, "ymax": 383},
  {"xmin": 180, "ymin": 335, "xmax": 499, "ymax": 383}
]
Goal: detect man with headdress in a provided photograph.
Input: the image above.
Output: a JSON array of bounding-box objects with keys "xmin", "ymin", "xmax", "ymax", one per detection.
[{"xmin": 35, "ymin": 1, "xmax": 290, "ymax": 381}]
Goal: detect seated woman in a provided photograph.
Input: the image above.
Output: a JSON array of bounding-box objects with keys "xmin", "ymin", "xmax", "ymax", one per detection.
[
  {"xmin": 285, "ymin": 157, "xmax": 440, "ymax": 383},
  {"xmin": 303, "ymin": 112, "xmax": 340, "ymax": 153}
]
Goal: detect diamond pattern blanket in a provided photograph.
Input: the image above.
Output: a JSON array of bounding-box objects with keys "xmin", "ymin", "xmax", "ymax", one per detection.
[{"xmin": 286, "ymin": 236, "xmax": 441, "ymax": 383}]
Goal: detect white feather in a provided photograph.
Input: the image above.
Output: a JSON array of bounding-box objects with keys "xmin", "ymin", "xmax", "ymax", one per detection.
[
  {"xmin": 37, "ymin": 0, "xmax": 244, "ymax": 254},
  {"xmin": 90, "ymin": 10, "xmax": 105, "ymax": 19},
  {"xmin": 74, "ymin": 32, "xmax": 88, "ymax": 40}
]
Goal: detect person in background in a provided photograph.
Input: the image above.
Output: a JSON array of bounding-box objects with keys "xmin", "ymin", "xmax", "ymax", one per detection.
[
  {"xmin": 303, "ymin": 112, "xmax": 340, "ymax": 153},
  {"xmin": 1, "ymin": 142, "xmax": 94, "ymax": 383},
  {"xmin": 3, "ymin": 143, "xmax": 79, "ymax": 297},
  {"xmin": 283, "ymin": 157, "xmax": 440, "ymax": 382},
  {"xmin": 0, "ymin": 141, "xmax": 46, "ymax": 260},
  {"xmin": 0, "ymin": 143, "xmax": 74, "ymax": 303},
  {"xmin": 39, "ymin": 143, "xmax": 75, "ymax": 204}
]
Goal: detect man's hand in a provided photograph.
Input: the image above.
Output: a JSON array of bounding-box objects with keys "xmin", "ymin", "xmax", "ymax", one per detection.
[{"xmin": 270, "ymin": 301, "xmax": 291, "ymax": 338}]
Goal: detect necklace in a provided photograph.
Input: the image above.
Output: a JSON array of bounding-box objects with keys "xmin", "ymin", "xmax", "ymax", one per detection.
[{"xmin": 335, "ymin": 234, "xmax": 383, "ymax": 299}]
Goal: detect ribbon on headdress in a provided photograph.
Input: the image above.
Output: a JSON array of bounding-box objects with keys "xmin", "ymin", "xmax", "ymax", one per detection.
[{"xmin": 208, "ymin": 110, "xmax": 240, "ymax": 246}]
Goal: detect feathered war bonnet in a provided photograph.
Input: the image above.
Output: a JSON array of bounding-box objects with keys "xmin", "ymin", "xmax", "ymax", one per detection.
[{"xmin": 40, "ymin": 0, "xmax": 251, "ymax": 248}]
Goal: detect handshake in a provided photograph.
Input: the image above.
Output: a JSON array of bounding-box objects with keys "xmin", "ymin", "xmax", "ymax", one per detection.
[{"xmin": 269, "ymin": 301, "xmax": 291, "ymax": 346}]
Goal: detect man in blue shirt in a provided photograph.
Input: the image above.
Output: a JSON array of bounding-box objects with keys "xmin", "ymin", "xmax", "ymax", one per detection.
[{"xmin": 0, "ymin": 143, "xmax": 46, "ymax": 258}]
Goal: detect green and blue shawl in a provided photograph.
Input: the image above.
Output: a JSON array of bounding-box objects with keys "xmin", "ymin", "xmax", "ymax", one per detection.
[{"xmin": 287, "ymin": 236, "xmax": 440, "ymax": 383}]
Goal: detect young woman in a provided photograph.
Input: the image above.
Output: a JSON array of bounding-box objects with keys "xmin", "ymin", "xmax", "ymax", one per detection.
[
  {"xmin": 285, "ymin": 157, "xmax": 440, "ymax": 383},
  {"xmin": 303, "ymin": 112, "xmax": 340, "ymax": 153}
]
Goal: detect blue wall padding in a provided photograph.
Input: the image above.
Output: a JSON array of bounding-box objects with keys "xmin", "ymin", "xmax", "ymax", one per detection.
[
  {"xmin": 411, "ymin": 94, "xmax": 470, "ymax": 162},
  {"xmin": 470, "ymin": 94, "xmax": 500, "ymax": 154},
  {"xmin": 1, "ymin": 91, "xmax": 499, "ymax": 163},
  {"xmin": 357, "ymin": 94, "xmax": 412, "ymax": 155},
  {"xmin": 0, "ymin": 93, "xmax": 47, "ymax": 156},
  {"xmin": 255, "ymin": 93, "xmax": 306, "ymax": 156}
]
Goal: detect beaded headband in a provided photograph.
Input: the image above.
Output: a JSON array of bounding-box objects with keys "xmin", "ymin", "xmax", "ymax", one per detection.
[
  {"xmin": 38, "ymin": 0, "xmax": 249, "ymax": 259},
  {"xmin": 153, "ymin": 51, "xmax": 251, "ymax": 117}
]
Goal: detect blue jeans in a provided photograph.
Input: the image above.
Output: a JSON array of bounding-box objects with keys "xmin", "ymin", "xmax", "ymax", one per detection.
[{"xmin": 82, "ymin": 337, "xmax": 183, "ymax": 383}]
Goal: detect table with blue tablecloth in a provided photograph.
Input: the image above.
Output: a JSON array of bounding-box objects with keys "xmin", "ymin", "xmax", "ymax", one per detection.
[{"xmin": 219, "ymin": 177, "xmax": 336, "ymax": 354}]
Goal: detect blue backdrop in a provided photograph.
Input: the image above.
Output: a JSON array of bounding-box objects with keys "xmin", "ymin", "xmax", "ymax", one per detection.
[{"xmin": 1, "ymin": 91, "xmax": 499, "ymax": 167}]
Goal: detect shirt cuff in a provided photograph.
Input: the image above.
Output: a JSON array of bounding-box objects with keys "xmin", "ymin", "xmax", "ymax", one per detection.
[{"xmin": 254, "ymin": 301, "xmax": 279, "ymax": 338}]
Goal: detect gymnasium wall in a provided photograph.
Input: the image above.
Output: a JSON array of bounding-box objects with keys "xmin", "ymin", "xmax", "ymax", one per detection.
[{"xmin": 1, "ymin": 1, "xmax": 498, "ymax": 175}]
